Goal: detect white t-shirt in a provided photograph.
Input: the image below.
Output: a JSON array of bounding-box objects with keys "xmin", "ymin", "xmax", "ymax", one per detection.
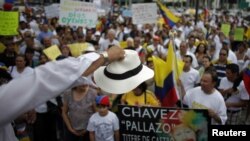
[
  {"xmin": 87, "ymin": 111, "xmax": 119, "ymax": 141},
  {"xmin": 184, "ymin": 87, "xmax": 227, "ymax": 125},
  {"xmin": 218, "ymin": 77, "xmax": 233, "ymax": 90},
  {"xmin": 218, "ymin": 77, "xmax": 238, "ymax": 110},
  {"xmin": 180, "ymin": 68, "xmax": 200, "ymax": 92},
  {"xmin": 213, "ymin": 49, "xmax": 237, "ymax": 64},
  {"xmin": 8, "ymin": 66, "xmax": 34, "ymax": 79},
  {"xmin": 226, "ymin": 81, "xmax": 250, "ymax": 111},
  {"xmin": 99, "ymin": 39, "xmax": 120, "ymax": 52},
  {"xmin": 147, "ymin": 44, "xmax": 167, "ymax": 58},
  {"xmin": 176, "ymin": 51, "xmax": 199, "ymax": 68}
]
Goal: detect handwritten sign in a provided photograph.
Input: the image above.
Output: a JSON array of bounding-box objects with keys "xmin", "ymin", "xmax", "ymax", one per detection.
[
  {"xmin": 221, "ymin": 24, "xmax": 231, "ymax": 37},
  {"xmin": 59, "ymin": 0, "xmax": 97, "ymax": 28},
  {"xmin": 0, "ymin": 11, "xmax": 19, "ymax": 35},
  {"xmin": 234, "ymin": 28, "xmax": 244, "ymax": 41},
  {"xmin": 118, "ymin": 105, "xmax": 210, "ymax": 141},
  {"xmin": 132, "ymin": 3, "xmax": 157, "ymax": 24},
  {"xmin": 68, "ymin": 43, "xmax": 88, "ymax": 57},
  {"xmin": 43, "ymin": 45, "xmax": 62, "ymax": 60}
]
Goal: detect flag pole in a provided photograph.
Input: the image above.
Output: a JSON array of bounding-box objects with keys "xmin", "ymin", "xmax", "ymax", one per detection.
[
  {"xmin": 195, "ymin": 0, "xmax": 199, "ymax": 25},
  {"xmin": 169, "ymin": 31, "xmax": 184, "ymax": 108}
]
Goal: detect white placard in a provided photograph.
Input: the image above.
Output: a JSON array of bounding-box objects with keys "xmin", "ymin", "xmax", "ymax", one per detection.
[
  {"xmin": 132, "ymin": 3, "xmax": 158, "ymax": 25},
  {"xmin": 59, "ymin": 0, "xmax": 97, "ymax": 28},
  {"xmin": 45, "ymin": 4, "xmax": 60, "ymax": 18}
]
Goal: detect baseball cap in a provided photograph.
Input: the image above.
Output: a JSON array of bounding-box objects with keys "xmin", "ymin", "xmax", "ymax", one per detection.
[{"xmin": 95, "ymin": 95, "xmax": 110, "ymax": 106}]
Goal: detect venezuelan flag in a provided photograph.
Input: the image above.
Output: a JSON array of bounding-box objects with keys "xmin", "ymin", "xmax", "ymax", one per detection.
[
  {"xmin": 153, "ymin": 41, "xmax": 184, "ymax": 107},
  {"xmin": 243, "ymin": 65, "xmax": 250, "ymax": 96},
  {"xmin": 156, "ymin": 0, "xmax": 180, "ymax": 28}
]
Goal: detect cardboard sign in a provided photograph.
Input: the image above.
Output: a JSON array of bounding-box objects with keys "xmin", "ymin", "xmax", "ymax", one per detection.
[
  {"xmin": 221, "ymin": 24, "xmax": 231, "ymax": 37},
  {"xmin": 68, "ymin": 43, "xmax": 88, "ymax": 57},
  {"xmin": 43, "ymin": 45, "xmax": 62, "ymax": 60},
  {"xmin": 132, "ymin": 3, "xmax": 158, "ymax": 24},
  {"xmin": 59, "ymin": 0, "xmax": 97, "ymax": 28},
  {"xmin": 234, "ymin": 28, "xmax": 244, "ymax": 41},
  {"xmin": 45, "ymin": 4, "xmax": 60, "ymax": 18},
  {"xmin": 0, "ymin": 11, "xmax": 19, "ymax": 35}
]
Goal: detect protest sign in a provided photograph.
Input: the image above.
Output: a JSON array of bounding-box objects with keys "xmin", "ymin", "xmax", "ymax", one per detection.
[
  {"xmin": 67, "ymin": 43, "xmax": 88, "ymax": 57},
  {"xmin": 118, "ymin": 105, "xmax": 209, "ymax": 141},
  {"xmin": 0, "ymin": 11, "xmax": 18, "ymax": 36},
  {"xmin": 45, "ymin": 4, "xmax": 60, "ymax": 18},
  {"xmin": 234, "ymin": 28, "xmax": 244, "ymax": 41},
  {"xmin": 221, "ymin": 24, "xmax": 231, "ymax": 37},
  {"xmin": 59, "ymin": 0, "xmax": 97, "ymax": 28},
  {"xmin": 43, "ymin": 45, "xmax": 62, "ymax": 60},
  {"xmin": 132, "ymin": 3, "xmax": 157, "ymax": 25}
]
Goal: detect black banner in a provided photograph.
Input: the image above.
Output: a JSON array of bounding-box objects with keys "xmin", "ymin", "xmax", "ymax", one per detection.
[{"xmin": 118, "ymin": 105, "xmax": 210, "ymax": 141}]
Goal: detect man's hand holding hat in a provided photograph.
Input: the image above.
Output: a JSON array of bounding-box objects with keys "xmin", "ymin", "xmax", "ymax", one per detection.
[
  {"xmin": 82, "ymin": 46, "xmax": 125, "ymax": 77},
  {"xmin": 104, "ymin": 45, "xmax": 125, "ymax": 62}
]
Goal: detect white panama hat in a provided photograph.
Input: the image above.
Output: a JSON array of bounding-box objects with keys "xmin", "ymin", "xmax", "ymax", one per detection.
[{"xmin": 94, "ymin": 50, "xmax": 154, "ymax": 94}]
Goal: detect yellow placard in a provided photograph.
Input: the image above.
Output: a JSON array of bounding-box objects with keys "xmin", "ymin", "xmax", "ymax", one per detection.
[
  {"xmin": 68, "ymin": 43, "xmax": 88, "ymax": 57},
  {"xmin": 221, "ymin": 24, "xmax": 231, "ymax": 37},
  {"xmin": 0, "ymin": 11, "xmax": 19, "ymax": 36},
  {"xmin": 119, "ymin": 41, "xmax": 127, "ymax": 49},
  {"xmin": 43, "ymin": 45, "xmax": 62, "ymax": 60},
  {"xmin": 234, "ymin": 28, "xmax": 244, "ymax": 41}
]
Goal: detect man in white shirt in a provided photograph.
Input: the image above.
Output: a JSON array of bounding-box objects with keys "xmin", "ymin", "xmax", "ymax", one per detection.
[
  {"xmin": 176, "ymin": 41, "xmax": 199, "ymax": 68},
  {"xmin": 184, "ymin": 70, "xmax": 227, "ymax": 125},
  {"xmin": 218, "ymin": 64, "xmax": 249, "ymax": 124},
  {"xmin": 99, "ymin": 29, "xmax": 120, "ymax": 52},
  {"xmin": 213, "ymin": 39, "xmax": 237, "ymax": 64},
  {"xmin": 180, "ymin": 55, "xmax": 200, "ymax": 92},
  {"xmin": 147, "ymin": 35, "xmax": 167, "ymax": 59}
]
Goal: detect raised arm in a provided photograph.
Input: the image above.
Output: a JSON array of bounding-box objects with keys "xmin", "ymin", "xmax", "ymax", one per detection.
[{"xmin": 0, "ymin": 46, "xmax": 124, "ymax": 127}]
